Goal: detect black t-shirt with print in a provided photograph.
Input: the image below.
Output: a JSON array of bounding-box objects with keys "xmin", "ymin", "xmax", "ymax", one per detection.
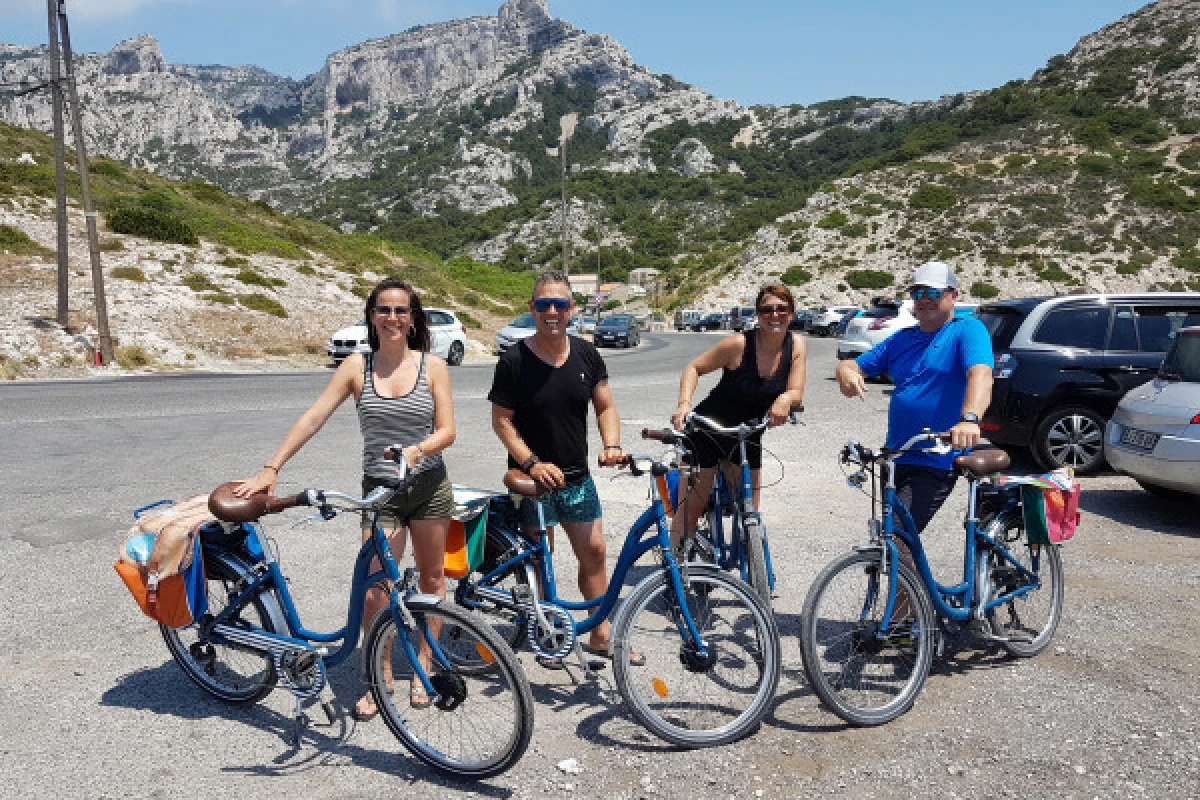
[{"xmin": 488, "ymin": 337, "xmax": 609, "ymax": 481}]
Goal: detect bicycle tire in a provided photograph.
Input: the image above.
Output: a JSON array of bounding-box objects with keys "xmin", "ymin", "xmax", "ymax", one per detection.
[
  {"xmin": 800, "ymin": 549, "xmax": 935, "ymax": 727},
  {"xmin": 452, "ymin": 525, "xmax": 532, "ymax": 664},
  {"xmin": 160, "ymin": 548, "xmax": 283, "ymax": 704},
  {"xmin": 743, "ymin": 521, "xmax": 772, "ymax": 609},
  {"xmin": 981, "ymin": 511, "xmax": 1064, "ymax": 658},
  {"xmin": 611, "ymin": 564, "xmax": 780, "ymax": 748},
  {"xmin": 364, "ymin": 601, "xmax": 534, "ymax": 780}
]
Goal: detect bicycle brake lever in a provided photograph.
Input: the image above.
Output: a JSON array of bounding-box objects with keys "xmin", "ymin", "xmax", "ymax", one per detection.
[{"xmin": 289, "ymin": 510, "xmax": 334, "ymax": 529}]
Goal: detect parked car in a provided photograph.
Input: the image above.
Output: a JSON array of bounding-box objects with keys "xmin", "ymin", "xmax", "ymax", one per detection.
[
  {"xmin": 729, "ymin": 305, "xmax": 758, "ymax": 332},
  {"xmin": 810, "ymin": 305, "xmax": 859, "ymax": 337},
  {"xmin": 674, "ymin": 309, "xmax": 702, "ymax": 331},
  {"xmin": 790, "ymin": 309, "xmax": 817, "ymax": 332},
  {"xmin": 577, "ymin": 315, "xmax": 597, "ymax": 334},
  {"xmin": 837, "ymin": 300, "xmax": 917, "ymax": 359},
  {"xmin": 691, "ymin": 312, "xmax": 725, "ymax": 331},
  {"xmin": 327, "ymin": 307, "xmax": 469, "ymax": 365},
  {"xmin": 1105, "ymin": 326, "xmax": 1200, "ymax": 499},
  {"xmin": 835, "ymin": 309, "xmax": 861, "ymax": 337},
  {"xmin": 494, "ymin": 312, "xmax": 580, "ymax": 354},
  {"xmin": 978, "ymin": 293, "xmax": 1200, "ymax": 474},
  {"xmin": 594, "ymin": 314, "xmax": 641, "ymax": 348}
]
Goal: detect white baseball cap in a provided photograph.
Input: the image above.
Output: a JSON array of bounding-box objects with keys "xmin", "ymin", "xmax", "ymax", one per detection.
[{"xmin": 908, "ymin": 261, "xmax": 958, "ymax": 291}]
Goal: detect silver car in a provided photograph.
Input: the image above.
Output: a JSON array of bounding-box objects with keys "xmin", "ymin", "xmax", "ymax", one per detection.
[
  {"xmin": 1105, "ymin": 326, "xmax": 1200, "ymax": 498},
  {"xmin": 494, "ymin": 312, "xmax": 579, "ymax": 354}
]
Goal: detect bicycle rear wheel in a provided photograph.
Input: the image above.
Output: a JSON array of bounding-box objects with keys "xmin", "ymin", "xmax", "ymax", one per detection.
[
  {"xmin": 160, "ymin": 549, "xmax": 282, "ymax": 704},
  {"xmin": 364, "ymin": 601, "xmax": 534, "ymax": 780},
  {"xmin": 982, "ymin": 512, "xmax": 1064, "ymax": 658},
  {"xmin": 612, "ymin": 564, "xmax": 780, "ymax": 747},
  {"xmin": 451, "ymin": 525, "xmax": 533, "ymax": 665},
  {"xmin": 800, "ymin": 549, "xmax": 935, "ymax": 726}
]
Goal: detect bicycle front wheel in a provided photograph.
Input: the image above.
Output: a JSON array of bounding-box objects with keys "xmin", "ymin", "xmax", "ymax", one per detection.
[
  {"xmin": 612, "ymin": 564, "xmax": 780, "ymax": 747},
  {"xmin": 743, "ymin": 521, "xmax": 771, "ymax": 609},
  {"xmin": 161, "ymin": 549, "xmax": 282, "ymax": 704},
  {"xmin": 982, "ymin": 512, "xmax": 1064, "ymax": 658},
  {"xmin": 800, "ymin": 549, "xmax": 935, "ymax": 727},
  {"xmin": 364, "ymin": 601, "xmax": 534, "ymax": 780}
]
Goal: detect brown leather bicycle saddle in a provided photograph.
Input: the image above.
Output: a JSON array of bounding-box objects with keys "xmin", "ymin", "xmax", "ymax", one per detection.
[
  {"xmin": 503, "ymin": 468, "xmax": 553, "ymax": 498},
  {"xmin": 208, "ymin": 482, "xmax": 271, "ymax": 523},
  {"xmin": 953, "ymin": 448, "xmax": 1011, "ymax": 477}
]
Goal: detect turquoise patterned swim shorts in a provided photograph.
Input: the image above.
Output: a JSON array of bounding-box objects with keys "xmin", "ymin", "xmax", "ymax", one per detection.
[{"xmin": 517, "ymin": 474, "xmax": 603, "ymax": 529}]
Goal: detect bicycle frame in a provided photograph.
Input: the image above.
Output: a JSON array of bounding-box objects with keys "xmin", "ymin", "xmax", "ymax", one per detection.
[
  {"xmin": 469, "ymin": 488, "xmax": 709, "ymax": 654},
  {"xmin": 201, "ymin": 511, "xmax": 451, "ymax": 697},
  {"xmin": 704, "ymin": 441, "xmax": 776, "ymax": 590},
  {"xmin": 867, "ymin": 449, "xmax": 1042, "ymax": 634}
]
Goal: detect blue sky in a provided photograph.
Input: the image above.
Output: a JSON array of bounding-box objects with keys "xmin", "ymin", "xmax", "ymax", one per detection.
[{"xmin": 2, "ymin": 0, "xmax": 1149, "ymax": 105}]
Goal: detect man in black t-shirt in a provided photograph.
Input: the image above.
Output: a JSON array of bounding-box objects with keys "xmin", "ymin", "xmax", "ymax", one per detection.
[{"xmin": 489, "ymin": 271, "xmax": 626, "ymax": 664}]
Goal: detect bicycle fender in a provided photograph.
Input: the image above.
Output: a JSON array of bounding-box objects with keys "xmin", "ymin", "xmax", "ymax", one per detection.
[{"xmin": 403, "ymin": 593, "xmax": 443, "ymax": 611}]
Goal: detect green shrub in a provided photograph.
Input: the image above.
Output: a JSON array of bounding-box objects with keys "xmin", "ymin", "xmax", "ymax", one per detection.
[
  {"xmin": 98, "ymin": 237, "xmax": 125, "ymax": 252},
  {"xmin": 457, "ymin": 310, "xmax": 482, "ymax": 328},
  {"xmin": 1039, "ymin": 263, "xmax": 1073, "ymax": 283},
  {"xmin": 183, "ymin": 273, "xmax": 219, "ymax": 292},
  {"xmin": 238, "ymin": 293, "xmax": 288, "ymax": 317},
  {"xmin": 780, "ymin": 267, "xmax": 812, "ymax": 285},
  {"xmin": 1173, "ymin": 250, "xmax": 1200, "ymax": 273},
  {"xmin": 219, "ymin": 255, "xmax": 250, "ymax": 268},
  {"xmin": 970, "ymin": 281, "xmax": 1000, "ymax": 299},
  {"xmin": 841, "ymin": 222, "xmax": 868, "ymax": 238},
  {"xmin": 967, "ymin": 219, "xmax": 995, "ymax": 234},
  {"xmin": 114, "ymin": 346, "xmax": 153, "ymax": 369},
  {"xmin": 974, "ymin": 162, "xmax": 998, "ymax": 176},
  {"xmin": 203, "ymin": 291, "xmax": 236, "ymax": 305},
  {"xmin": 108, "ymin": 207, "xmax": 198, "ymax": 245},
  {"xmin": 817, "ymin": 210, "xmax": 849, "ymax": 229},
  {"xmin": 787, "ymin": 238, "xmax": 807, "ymax": 252},
  {"xmin": 1077, "ymin": 154, "xmax": 1116, "ymax": 174},
  {"xmin": 110, "ymin": 266, "xmax": 146, "ymax": 282},
  {"xmin": 845, "ymin": 269, "xmax": 894, "ymax": 290},
  {"xmin": 234, "ymin": 269, "xmax": 286, "ymax": 288},
  {"xmin": 296, "ymin": 264, "xmax": 316, "ymax": 276},
  {"xmin": 1178, "ymin": 147, "xmax": 1200, "ymax": 172},
  {"xmin": 0, "ymin": 223, "xmax": 50, "ymax": 256},
  {"xmin": 909, "ymin": 184, "xmax": 959, "ymax": 211}
]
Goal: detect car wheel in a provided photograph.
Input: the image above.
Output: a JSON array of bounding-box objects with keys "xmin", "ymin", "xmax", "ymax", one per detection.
[
  {"xmin": 446, "ymin": 340, "xmax": 465, "ymax": 366},
  {"xmin": 1033, "ymin": 406, "xmax": 1107, "ymax": 475}
]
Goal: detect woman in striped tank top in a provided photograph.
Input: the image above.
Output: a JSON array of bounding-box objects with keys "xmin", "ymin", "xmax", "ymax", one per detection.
[{"xmin": 234, "ymin": 277, "xmax": 457, "ymax": 717}]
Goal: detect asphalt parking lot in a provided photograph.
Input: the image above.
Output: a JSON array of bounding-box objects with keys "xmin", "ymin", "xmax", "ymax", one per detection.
[{"xmin": 0, "ymin": 333, "xmax": 1195, "ymax": 798}]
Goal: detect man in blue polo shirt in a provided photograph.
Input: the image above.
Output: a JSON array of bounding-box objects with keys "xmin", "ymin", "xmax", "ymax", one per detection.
[{"xmin": 835, "ymin": 261, "xmax": 994, "ymax": 533}]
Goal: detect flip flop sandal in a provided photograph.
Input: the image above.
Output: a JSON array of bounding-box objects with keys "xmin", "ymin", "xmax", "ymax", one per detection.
[
  {"xmin": 409, "ymin": 683, "xmax": 432, "ymax": 710},
  {"xmin": 352, "ymin": 687, "xmax": 394, "ymax": 722},
  {"xmin": 582, "ymin": 644, "xmax": 646, "ymax": 667}
]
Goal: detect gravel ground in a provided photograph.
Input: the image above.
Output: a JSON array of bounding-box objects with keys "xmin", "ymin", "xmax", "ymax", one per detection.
[{"xmin": 0, "ymin": 336, "xmax": 1196, "ymax": 798}]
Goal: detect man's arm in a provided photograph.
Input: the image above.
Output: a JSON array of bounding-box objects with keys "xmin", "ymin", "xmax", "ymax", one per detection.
[
  {"xmin": 592, "ymin": 380, "xmax": 623, "ymax": 467},
  {"xmin": 835, "ymin": 358, "xmax": 869, "ymax": 400},
  {"xmin": 948, "ymin": 364, "xmax": 994, "ymax": 449}
]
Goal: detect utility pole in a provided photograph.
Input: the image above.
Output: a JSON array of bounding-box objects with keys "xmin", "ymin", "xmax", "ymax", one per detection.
[
  {"xmin": 46, "ymin": 0, "xmax": 68, "ymax": 327},
  {"xmin": 54, "ymin": 0, "xmax": 114, "ymax": 364},
  {"xmin": 559, "ymin": 137, "xmax": 569, "ymax": 277}
]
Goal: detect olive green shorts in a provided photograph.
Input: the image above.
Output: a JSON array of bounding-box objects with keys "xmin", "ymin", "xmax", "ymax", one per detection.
[{"xmin": 361, "ymin": 464, "xmax": 455, "ymax": 529}]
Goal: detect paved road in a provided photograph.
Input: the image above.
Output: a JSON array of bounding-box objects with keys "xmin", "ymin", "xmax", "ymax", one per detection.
[{"xmin": 0, "ymin": 333, "xmax": 1195, "ymax": 798}]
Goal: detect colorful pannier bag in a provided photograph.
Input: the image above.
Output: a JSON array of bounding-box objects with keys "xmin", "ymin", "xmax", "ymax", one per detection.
[
  {"xmin": 114, "ymin": 495, "xmax": 211, "ymax": 628},
  {"xmin": 443, "ymin": 488, "xmax": 491, "ymax": 579},
  {"xmin": 996, "ymin": 468, "xmax": 1081, "ymax": 545}
]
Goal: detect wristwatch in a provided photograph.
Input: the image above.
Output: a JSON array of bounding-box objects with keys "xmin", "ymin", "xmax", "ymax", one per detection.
[
  {"xmin": 960, "ymin": 412, "xmax": 980, "ymax": 424},
  {"xmin": 520, "ymin": 454, "xmax": 540, "ymax": 472}
]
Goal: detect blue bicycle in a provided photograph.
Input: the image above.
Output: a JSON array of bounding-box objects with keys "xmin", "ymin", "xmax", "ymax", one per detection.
[
  {"xmin": 645, "ymin": 411, "xmax": 798, "ymax": 607},
  {"xmin": 800, "ymin": 431, "xmax": 1065, "ymax": 726},
  {"xmin": 158, "ymin": 458, "xmax": 534, "ymax": 780},
  {"xmin": 453, "ymin": 449, "xmax": 781, "ymax": 748}
]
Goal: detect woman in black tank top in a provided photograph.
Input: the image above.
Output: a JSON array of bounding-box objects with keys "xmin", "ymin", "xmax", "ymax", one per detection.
[
  {"xmin": 668, "ymin": 283, "xmax": 808, "ymax": 548},
  {"xmin": 233, "ymin": 277, "xmax": 457, "ymax": 717}
]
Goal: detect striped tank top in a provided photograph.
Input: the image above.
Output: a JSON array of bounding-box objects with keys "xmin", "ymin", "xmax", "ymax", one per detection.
[{"xmin": 358, "ymin": 352, "xmax": 442, "ymax": 480}]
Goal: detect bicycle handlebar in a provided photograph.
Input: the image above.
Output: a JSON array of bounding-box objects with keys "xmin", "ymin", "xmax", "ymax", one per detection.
[{"xmin": 840, "ymin": 430, "xmax": 954, "ymax": 467}]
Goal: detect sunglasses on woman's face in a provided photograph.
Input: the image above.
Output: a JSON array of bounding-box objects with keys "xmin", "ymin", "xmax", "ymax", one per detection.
[
  {"xmin": 757, "ymin": 304, "xmax": 792, "ymax": 316},
  {"xmin": 532, "ymin": 297, "xmax": 571, "ymax": 313},
  {"xmin": 373, "ymin": 305, "xmax": 411, "ymax": 317},
  {"xmin": 909, "ymin": 287, "xmax": 946, "ymax": 302}
]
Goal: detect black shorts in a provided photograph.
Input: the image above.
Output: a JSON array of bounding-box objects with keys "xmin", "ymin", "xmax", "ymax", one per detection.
[
  {"xmin": 893, "ymin": 464, "xmax": 958, "ymax": 534},
  {"xmin": 687, "ymin": 428, "xmax": 765, "ymax": 470}
]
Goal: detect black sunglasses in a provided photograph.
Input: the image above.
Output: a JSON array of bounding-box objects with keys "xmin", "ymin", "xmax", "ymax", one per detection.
[
  {"xmin": 533, "ymin": 297, "xmax": 571, "ymax": 313},
  {"xmin": 373, "ymin": 305, "xmax": 411, "ymax": 316}
]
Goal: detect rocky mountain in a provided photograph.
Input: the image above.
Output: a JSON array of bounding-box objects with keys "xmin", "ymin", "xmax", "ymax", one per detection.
[{"xmin": 2, "ymin": 0, "xmax": 1199, "ymax": 326}]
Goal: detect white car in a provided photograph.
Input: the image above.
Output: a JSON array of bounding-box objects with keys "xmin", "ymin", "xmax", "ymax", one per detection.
[
  {"xmin": 837, "ymin": 300, "xmax": 916, "ymax": 359},
  {"xmin": 494, "ymin": 312, "xmax": 580, "ymax": 354},
  {"xmin": 810, "ymin": 305, "xmax": 860, "ymax": 337},
  {"xmin": 326, "ymin": 307, "xmax": 469, "ymax": 365}
]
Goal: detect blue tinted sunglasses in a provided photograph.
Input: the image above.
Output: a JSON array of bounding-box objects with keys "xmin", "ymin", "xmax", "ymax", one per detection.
[
  {"xmin": 533, "ymin": 297, "xmax": 571, "ymax": 313},
  {"xmin": 909, "ymin": 287, "xmax": 947, "ymax": 301}
]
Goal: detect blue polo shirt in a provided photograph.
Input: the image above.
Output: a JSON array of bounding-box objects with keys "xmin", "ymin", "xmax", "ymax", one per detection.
[{"xmin": 856, "ymin": 317, "xmax": 994, "ymax": 468}]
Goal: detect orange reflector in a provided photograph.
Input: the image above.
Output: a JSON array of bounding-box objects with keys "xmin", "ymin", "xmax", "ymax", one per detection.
[
  {"xmin": 652, "ymin": 678, "xmax": 669, "ymax": 698},
  {"xmin": 656, "ymin": 475, "xmax": 674, "ymax": 516},
  {"xmin": 475, "ymin": 643, "xmax": 497, "ymax": 663}
]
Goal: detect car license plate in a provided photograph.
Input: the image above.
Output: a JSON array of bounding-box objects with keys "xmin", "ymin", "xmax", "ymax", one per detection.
[{"xmin": 1120, "ymin": 427, "xmax": 1159, "ymax": 451}]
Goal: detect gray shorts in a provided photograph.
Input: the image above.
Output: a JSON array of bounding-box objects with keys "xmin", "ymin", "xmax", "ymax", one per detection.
[
  {"xmin": 894, "ymin": 464, "xmax": 958, "ymax": 534},
  {"xmin": 361, "ymin": 464, "xmax": 455, "ymax": 529}
]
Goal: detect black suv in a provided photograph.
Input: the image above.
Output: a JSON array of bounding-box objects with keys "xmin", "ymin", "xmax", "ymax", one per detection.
[{"xmin": 978, "ymin": 293, "xmax": 1200, "ymax": 474}]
